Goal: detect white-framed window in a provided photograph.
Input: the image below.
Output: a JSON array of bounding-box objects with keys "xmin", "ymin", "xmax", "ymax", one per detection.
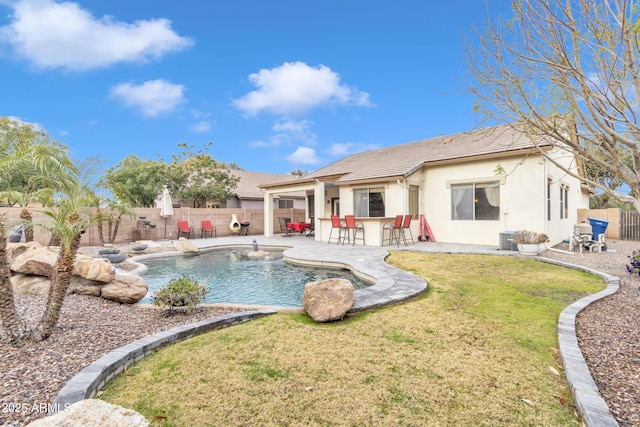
[
  {"xmin": 278, "ymin": 199, "xmax": 294, "ymax": 209},
  {"xmin": 451, "ymin": 181, "xmax": 500, "ymax": 220},
  {"xmin": 354, "ymin": 187, "xmax": 385, "ymax": 217}
]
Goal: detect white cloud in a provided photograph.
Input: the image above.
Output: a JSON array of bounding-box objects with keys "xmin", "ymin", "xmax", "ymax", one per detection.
[
  {"xmin": 189, "ymin": 121, "xmax": 211, "ymax": 133},
  {"xmin": 272, "ymin": 119, "xmax": 317, "ymax": 145},
  {"xmin": 326, "ymin": 142, "xmax": 381, "ymax": 157},
  {"xmin": 110, "ymin": 79, "xmax": 186, "ymax": 117},
  {"xmin": 233, "ymin": 61, "xmax": 373, "ymax": 116},
  {"xmin": 0, "ymin": 0, "xmax": 193, "ymax": 71},
  {"xmin": 189, "ymin": 108, "xmax": 211, "ymax": 120},
  {"xmin": 285, "ymin": 146, "xmax": 322, "ymax": 165},
  {"xmin": 249, "ymin": 133, "xmax": 291, "ymax": 148}
]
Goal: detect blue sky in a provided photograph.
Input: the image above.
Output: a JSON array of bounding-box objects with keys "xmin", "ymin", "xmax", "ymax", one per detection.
[{"xmin": 0, "ymin": 0, "xmax": 512, "ymax": 176}]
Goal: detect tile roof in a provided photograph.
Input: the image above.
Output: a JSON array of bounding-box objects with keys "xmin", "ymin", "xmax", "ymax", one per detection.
[
  {"xmin": 230, "ymin": 170, "xmax": 304, "ymax": 198},
  {"xmin": 305, "ymin": 124, "xmax": 550, "ymax": 183}
]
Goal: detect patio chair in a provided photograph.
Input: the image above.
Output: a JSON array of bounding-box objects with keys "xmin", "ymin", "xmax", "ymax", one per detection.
[
  {"xmin": 328, "ymin": 215, "xmax": 346, "ymax": 244},
  {"xmin": 279, "ymin": 217, "xmax": 292, "ymax": 237},
  {"xmin": 382, "ymin": 215, "xmax": 403, "ymax": 246},
  {"xmin": 200, "ymin": 220, "xmax": 216, "ymax": 238},
  {"xmin": 305, "ymin": 217, "xmax": 315, "ymax": 237},
  {"xmin": 570, "ymin": 223, "xmax": 592, "ymax": 252},
  {"xmin": 178, "ymin": 220, "xmax": 192, "ymax": 239},
  {"xmin": 400, "ymin": 214, "xmax": 414, "ymax": 246},
  {"xmin": 341, "ymin": 215, "xmax": 364, "ymax": 246}
]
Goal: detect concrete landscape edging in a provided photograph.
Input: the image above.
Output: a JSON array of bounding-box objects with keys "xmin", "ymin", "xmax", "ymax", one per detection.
[
  {"xmin": 50, "ymin": 309, "xmax": 276, "ymax": 413},
  {"xmin": 539, "ymin": 257, "xmax": 621, "ymax": 427}
]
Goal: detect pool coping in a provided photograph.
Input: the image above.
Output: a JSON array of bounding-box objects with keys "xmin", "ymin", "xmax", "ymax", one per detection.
[{"xmin": 128, "ymin": 240, "xmax": 429, "ymax": 313}]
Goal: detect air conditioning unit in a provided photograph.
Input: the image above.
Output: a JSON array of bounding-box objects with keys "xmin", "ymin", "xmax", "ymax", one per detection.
[{"xmin": 499, "ymin": 231, "xmax": 519, "ymax": 251}]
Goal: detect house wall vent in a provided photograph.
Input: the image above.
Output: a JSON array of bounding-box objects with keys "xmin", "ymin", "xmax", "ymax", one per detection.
[{"xmin": 499, "ymin": 231, "xmax": 518, "ymax": 251}]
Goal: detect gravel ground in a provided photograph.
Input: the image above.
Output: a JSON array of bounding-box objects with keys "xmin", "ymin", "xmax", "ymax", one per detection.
[
  {"xmin": 540, "ymin": 240, "xmax": 640, "ymax": 427},
  {"xmin": 1, "ymin": 241, "xmax": 639, "ymax": 426}
]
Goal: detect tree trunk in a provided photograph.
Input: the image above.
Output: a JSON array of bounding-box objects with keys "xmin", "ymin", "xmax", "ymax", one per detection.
[
  {"xmin": 35, "ymin": 231, "xmax": 82, "ymax": 341},
  {"xmin": 20, "ymin": 208, "xmax": 33, "ymax": 242},
  {"xmin": 96, "ymin": 209, "xmax": 105, "ymax": 245},
  {"xmin": 0, "ymin": 231, "xmax": 25, "ymax": 344},
  {"xmin": 48, "ymin": 234, "xmax": 61, "ymax": 246},
  {"xmin": 107, "ymin": 219, "xmax": 114, "ymax": 244},
  {"xmin": 111, "ymin": 214, "xmax": 123, "ymax": 244}
]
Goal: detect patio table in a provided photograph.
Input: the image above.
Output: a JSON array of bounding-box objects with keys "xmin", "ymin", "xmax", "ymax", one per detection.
[{"xmin": 288, "ymin": 222, "xmax": 311, "ymax": 233}]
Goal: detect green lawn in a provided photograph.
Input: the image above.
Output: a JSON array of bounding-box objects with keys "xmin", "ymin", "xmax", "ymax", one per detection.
[{"xmin": 100, "ymin": 253, "xmax": 604, "ymax": 426}]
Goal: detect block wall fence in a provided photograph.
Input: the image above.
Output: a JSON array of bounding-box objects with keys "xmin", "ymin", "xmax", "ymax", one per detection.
[{"xmin": 0, "ymin": 207, "xmax": 307, "ymax": 246}]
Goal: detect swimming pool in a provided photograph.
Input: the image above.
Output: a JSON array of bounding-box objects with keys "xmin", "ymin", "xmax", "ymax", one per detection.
[{"xmin": 140, "ymin": 248, "xmax": 372, "ymax": 307}]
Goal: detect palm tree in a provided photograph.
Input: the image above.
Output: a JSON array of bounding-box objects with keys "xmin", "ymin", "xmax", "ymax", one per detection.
[
  {"xmin": 34, "ymin": 157, "xmax": 100, "ymax": 340},
  {"xmin": 0, "ymin": 117, "xmax": 76, "ymax": 242},
  {"xmin": 86, "ymin": 192, "xmax": 135, "ymax": 245},
  {"xmin": 102, "ymin": 200, "xmax": 135, "ymax": 244},
  {"xmin": 0, "ymin": 215, "xmax": 26, "ymax": 344},
  {"xmin": 34, "ymin": 203, "xmax": 89, "ymax": 340},
  {"xmin": 0, "ymin": 188, "xmax": 54, "ymax": 242}
]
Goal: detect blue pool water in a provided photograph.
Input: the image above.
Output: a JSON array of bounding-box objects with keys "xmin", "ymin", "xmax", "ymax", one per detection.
[{"xmin": 141, "ymin": 248, "xmax": 371, "ymax": 307}]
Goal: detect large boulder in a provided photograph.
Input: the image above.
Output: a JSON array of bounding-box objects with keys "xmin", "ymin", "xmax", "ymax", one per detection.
[
  {"xmin": 74, "ymin": 256, "xmax": 115, "ymax": 283},
  {"xmin": 10, "ymin": 248, "xmax": 115, "ymax": 283},
  {"xmin": 68, "ymin": 277, "xmax": 102, "ymax": 297},
  {"xmin": 10, "ymin": 274, "xmax": 50, "ymax": 296},
  {"xmin": 26, "ymin": 399, "xmax": 149, "ymax": 426},
  {"xmin": 6, "ymin": 242, "xmax": 43, "ymax": 263},
  {"xmin": 12, "ymin": 275, "xmax": 106, "ymax": 298},
  {"xmin": 303, "ymin": 278, "xmax": 355, "ymax": 322},
  {"xmin": 10, "ymin": 246, "xmax": 58, "ymax": 276},
  {"xmin": 173, "ymin": 238, "xmax": 199, "ymax": 253},
  {"xmin": 100, "ymin": 273, "xmax": 149, "ymax": 304}
]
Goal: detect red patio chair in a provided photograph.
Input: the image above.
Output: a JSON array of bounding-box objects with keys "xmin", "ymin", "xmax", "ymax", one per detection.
[
  {"xmin": 201, "ymin": 220, "xmax": 216, "ymax": 238},
  {"xmin": 341, "ymin": 215, "xmax": 365, "ymax": 246},
  {"xmin": 400, "ymin": 214, "xmax": 414, "ymax": 246},
  {"xmin": 177, "ymin": 220, "xmax": 192, "ymax": 239},
  {"xmin": 382, "ymin": 215, "xmax": 403, "ymax": 246},
  {"xmin": 328, "ymin": 215, "xmax": 346, "ymax": 244}
]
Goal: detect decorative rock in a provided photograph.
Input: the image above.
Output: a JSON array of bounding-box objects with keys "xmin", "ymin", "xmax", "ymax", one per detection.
[
  {"xmin": 10, "ymin": 274, "xmax": 50, "ymax": 295},
  {"xmin": 136, "ymin": 240, "xmax": 162, "ymax": 248},
  {"xmin": 130, "ymin": 243, "xmax": 148, "ymax": 252},
  {"xmin": 102, "ymin": 253, "xmax": 128, "ymax": 264},
  {"xmin": 303, "ymin": 278, "xmax": 355, "ymax": 322},
  {"xmin": 101, "ymin": 273, "xmax": 149, "ymax": 303},
  {"xmin": 6, "ymin": 242, "xmax": 42, "ymax": 263},
  {"xmin": 8, "ymin": 246, "xmax": 147, "ymax": 304},
  {"xmin": 247, "ymin": 249, "xmax": 269, "ymax": 258},
  {"xmin": 8, "ymin": 226, "xmax": 23, "ymax": 243},
  {"xmin": 26, "ymin": 399, "xmax": 149, "ymax": 426},
  {"xmin": 74, "ymin": 258, "xmax": 115, "ymax": 283},
  {"xmin": 68, "ymin": 277, "xmax": 102, "ymax": 297},
  {"xmin": 98, "ymin": 248, "xmax": 120, "ymax": 255},
  {"xmin": 10, "ymin": 246, "xmax": 58, "ymax": 276},
  {"xmin": 173, "ymin": 238, "xmax": 199, "ymax": 253}
]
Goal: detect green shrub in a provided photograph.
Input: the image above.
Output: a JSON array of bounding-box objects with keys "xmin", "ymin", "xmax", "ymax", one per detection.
[{"xmin": 152, "ymin": 275, "xmax": 207, "ymax": 314}]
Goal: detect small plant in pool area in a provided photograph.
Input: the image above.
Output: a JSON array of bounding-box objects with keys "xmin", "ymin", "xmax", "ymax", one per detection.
[
  {"xmin": 626, "ymin": 250, "xmax": 640, "ymax": 275},
  {"xmin": 152, "ymin": 275, "xmax": 207, "ymax": 314}
]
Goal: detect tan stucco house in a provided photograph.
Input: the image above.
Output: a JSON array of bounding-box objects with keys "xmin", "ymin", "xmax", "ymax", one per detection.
[{"xmin": 260, "ymin": 124, "xmax": 590, "ymax": 247}]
